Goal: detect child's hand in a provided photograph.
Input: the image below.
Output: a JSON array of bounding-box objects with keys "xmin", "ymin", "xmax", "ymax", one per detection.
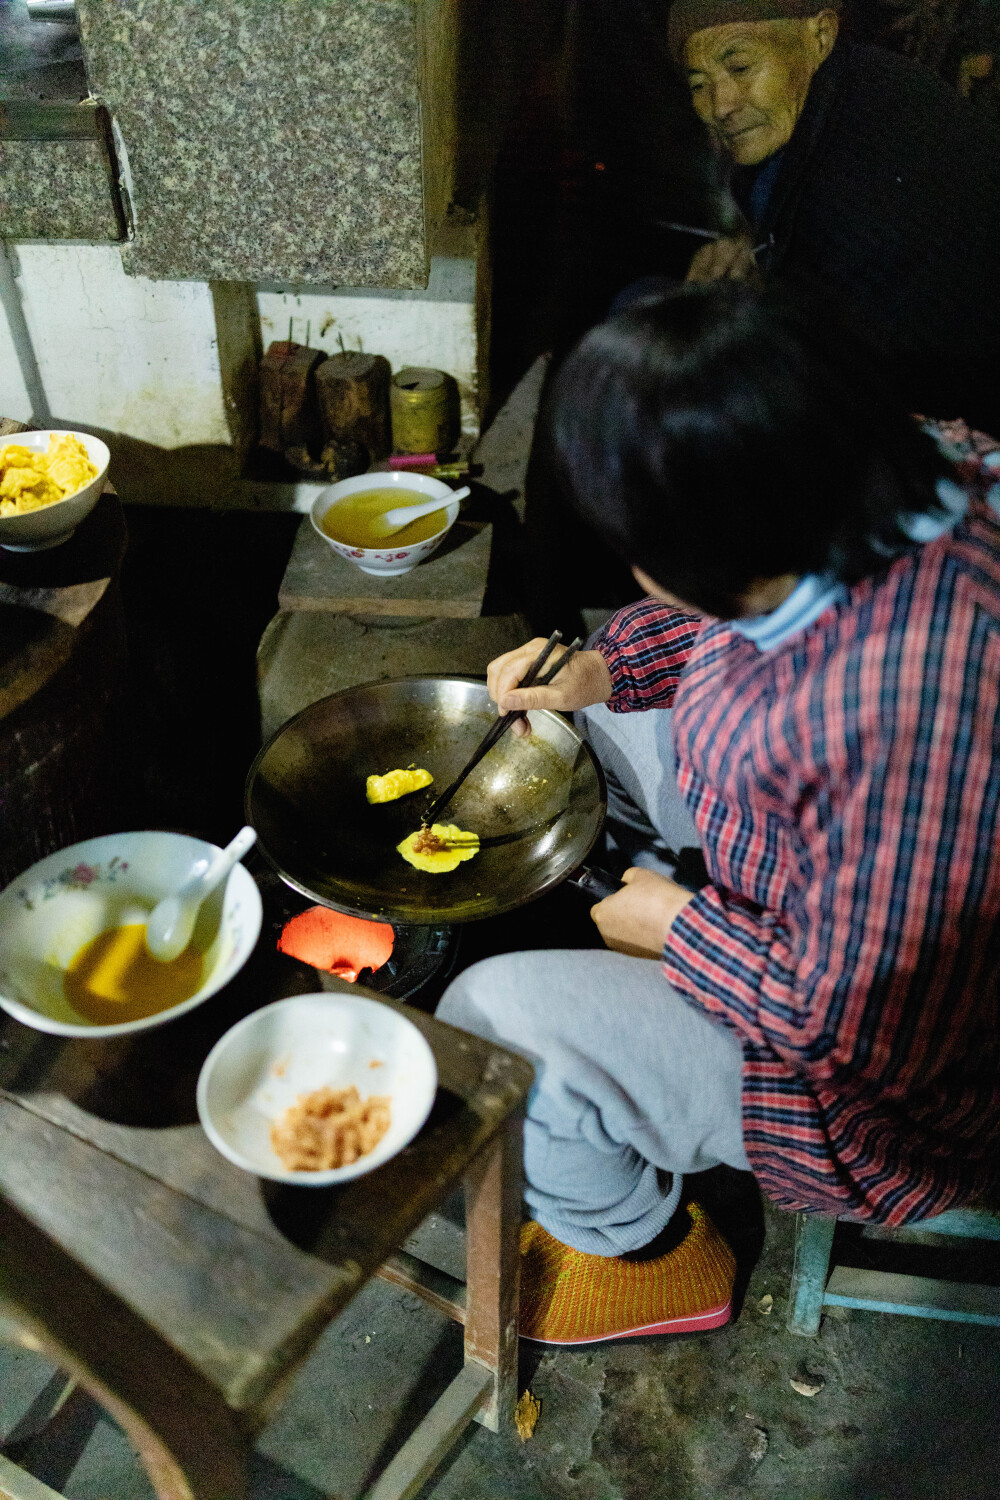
[
  {"xmin": 590, "ymin": 867, "xmax": 694, "ymax": 958},
  {"xmin": 486, "ymin": 640, "xmax": 613, "ymax": 737}
]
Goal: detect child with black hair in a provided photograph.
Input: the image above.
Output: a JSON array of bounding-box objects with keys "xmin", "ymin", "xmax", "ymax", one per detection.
[{"xmin": 439, "ymin": 284, "xmax": 1000, "ymax": 1345}]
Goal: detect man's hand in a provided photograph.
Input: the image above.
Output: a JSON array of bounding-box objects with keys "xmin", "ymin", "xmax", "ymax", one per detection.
[
  {"xmin": 686, "ymin": 235, "xmax": 758, "ymax": 284},
  {"xmin": 487, "ymin": 640, "xmax": 613, "ymax": 737},
  {"xmin": 590, "ymin": 867, "xmax": 695, "ymax": 958}
]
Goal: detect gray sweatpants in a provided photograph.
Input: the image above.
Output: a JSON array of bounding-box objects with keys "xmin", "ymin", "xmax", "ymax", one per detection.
[{"xmin": 437, "ymin": 703, "xmax": 750, "ymax": 1257}]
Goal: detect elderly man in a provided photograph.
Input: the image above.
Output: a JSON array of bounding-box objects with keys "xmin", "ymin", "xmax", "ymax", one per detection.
[
  {"xmin": 671, "ymin": 0, "xmax": 1000, "ymax": 430},
  {"xmin": 523, "ymin": 0, "xmax": 999, "ymax": 634}
]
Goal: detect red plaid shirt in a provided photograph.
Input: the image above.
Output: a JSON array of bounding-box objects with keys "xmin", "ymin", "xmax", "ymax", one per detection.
[{"xmin": 597, "ymin": 434, "xmax": 1000, "ymax": 1223}]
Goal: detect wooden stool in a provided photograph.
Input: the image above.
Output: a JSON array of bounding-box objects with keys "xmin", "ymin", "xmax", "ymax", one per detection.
[
  {"xmin": 0, "ymin": 944, "xmax": 533, "ymax": 1500},
  {"xmin": 787, "ymin": 1206, "xmax": 1000, "ymax": 1336}
]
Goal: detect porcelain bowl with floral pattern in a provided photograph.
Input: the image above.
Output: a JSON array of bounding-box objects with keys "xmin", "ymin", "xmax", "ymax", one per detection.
[
  {"xmin": 310, "ymin": 472, "xmax": 460, "ymax": 577},
  {"xmin": 0, "ymin": 832, "xmax": 262, "ymax": 1038}
]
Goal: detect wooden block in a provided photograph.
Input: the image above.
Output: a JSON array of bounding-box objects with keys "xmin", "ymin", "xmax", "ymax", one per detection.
[
  {"xmin": 377, "ymin": 1250, "xmax": 466, "ymax": 1325},
  {"xmin": 316, "ymin": 351, "xmax": 392, "ymax": 465},
  {"xmin": 365, "ymin": 1363, "xmax": 492, "ymax": 1500},
  {"xmin": 464, "ymin": 1120, "xmax": 522, "ymax": 1432},
  {"xmin": 258, "ymin": 341, "xmax": 324, "ymax": 454},
  {"xmin": 277, "ymin": 515, "xmax": 492, "ymax": 618}
]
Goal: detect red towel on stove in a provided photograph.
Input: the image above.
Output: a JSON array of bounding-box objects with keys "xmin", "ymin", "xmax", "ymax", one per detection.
[{"xmin": 278, "ymin": 907, "xmax": 394, "ymax": 982}]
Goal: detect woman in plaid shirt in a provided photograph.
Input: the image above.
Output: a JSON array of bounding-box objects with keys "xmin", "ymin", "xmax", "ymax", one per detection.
[{"xmin": 439, "ymin": 286, "xmax": 1000, "ymax": 1346}]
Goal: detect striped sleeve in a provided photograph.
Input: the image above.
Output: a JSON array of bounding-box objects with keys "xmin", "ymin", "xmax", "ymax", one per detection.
[
  {"xmin": 663, "ymin": 885, "xmax": 791, "ymax": 1049},
  {"xmin": 595, "ymin": 601, "xmax": 704, "ymax": 712}
]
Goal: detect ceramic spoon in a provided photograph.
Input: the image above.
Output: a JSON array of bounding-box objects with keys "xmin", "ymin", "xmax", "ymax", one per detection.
[
  {"xmin": 368, "ymin": 486, "xmax": 470, "ymax": 539},
  {"xmin": 145, "ymin": 826, "xmax": 257, "ymax": 962}
]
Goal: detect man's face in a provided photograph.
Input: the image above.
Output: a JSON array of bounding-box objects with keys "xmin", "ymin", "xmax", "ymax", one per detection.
[{"xmin": 684, "ymin": 15, "xmax": 837, "ymax": 166}]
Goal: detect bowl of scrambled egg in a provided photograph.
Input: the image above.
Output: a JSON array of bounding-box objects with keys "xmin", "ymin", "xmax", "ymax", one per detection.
[{"xmin": 0, "ymin": 429, "xmax": 110, "ymax": 551}]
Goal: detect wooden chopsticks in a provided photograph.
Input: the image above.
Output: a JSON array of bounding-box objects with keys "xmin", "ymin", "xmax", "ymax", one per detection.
[{"xmin": 421, "ymin": 632, "xmax": 585, "ymax": 827}]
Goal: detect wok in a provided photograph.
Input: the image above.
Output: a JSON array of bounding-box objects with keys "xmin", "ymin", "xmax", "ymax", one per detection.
[{"xmin": 245, "ymin": 676, "xmax": 608, "ymax": 925}]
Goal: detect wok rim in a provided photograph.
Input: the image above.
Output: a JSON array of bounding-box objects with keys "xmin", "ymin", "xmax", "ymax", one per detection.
[{"xmin": 245, "ymin": 674, "xmax": 608, "ymax": 926}]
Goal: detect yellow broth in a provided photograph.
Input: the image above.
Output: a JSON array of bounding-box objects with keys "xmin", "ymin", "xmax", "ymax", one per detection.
[
  {"xmin": 321, "ymin": 489, "xmax": 448, "ymax": 548},
  {"xmin": 64, "ymin": 923, "xmax": 204, "ymax": 1026}
]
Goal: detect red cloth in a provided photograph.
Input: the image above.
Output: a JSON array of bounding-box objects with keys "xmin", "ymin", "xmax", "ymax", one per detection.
[{"xmin": 278, "ymin": 907, "xmax": 394, "ymax": 982}]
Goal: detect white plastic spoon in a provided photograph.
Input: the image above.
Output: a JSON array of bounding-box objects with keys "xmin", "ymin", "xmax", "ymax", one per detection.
[
  {"xmin": 368, "ymin": 486, "xmax": 471, "ymax": 539},
  {"xmin": 145, "ymin": 826, "xmax": 257, "ymax": 962}
]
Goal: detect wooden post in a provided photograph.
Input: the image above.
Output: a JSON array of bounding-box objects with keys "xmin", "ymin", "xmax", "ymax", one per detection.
[
  {"xmin": 315, "ymin": 351, "xmax": 392, "ymax": 465},
  {"xmin": 463, "ymin": 1115, "xmax": 523, "ymax": 1432},
  {"xmin": 786, "ymin": 1211, "xmax": 837, "ymax": 1337},
  {"xmin": 257, "ymin": 341, "xmax": 325, "ymax": 454}
]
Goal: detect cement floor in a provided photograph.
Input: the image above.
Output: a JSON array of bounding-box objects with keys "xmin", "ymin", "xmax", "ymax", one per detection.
[
  {"xmin": 3, "ymin": 1202, "xmax": 997, "ymax": 1499},
  {"xmin": 3, "ymin": 364, "xmax": 998, "ymax": 1499}
]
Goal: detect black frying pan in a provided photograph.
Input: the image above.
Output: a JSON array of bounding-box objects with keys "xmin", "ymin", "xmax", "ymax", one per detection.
[{"xmin": 246, "ymin": 676, "xmax": 611, "ymax": 926}]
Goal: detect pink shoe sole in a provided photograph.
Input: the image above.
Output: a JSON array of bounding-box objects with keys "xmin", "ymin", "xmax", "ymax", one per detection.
[{"xmin": 520, "ymin": 1298, "xmax": 732, "ymax": 1345}]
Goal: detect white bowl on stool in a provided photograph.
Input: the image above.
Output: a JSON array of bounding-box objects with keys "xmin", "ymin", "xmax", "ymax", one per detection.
[
  {"xmin": 196, "ymin": 991, "xmax": 438, "ymax": 1185},
  {"xmin": 0, "ymin": 430, "xmax": 110, "ymax": 551},
  {"xmin": 310, "ymin": 472, "xmax": 460, "ymax": 577}
]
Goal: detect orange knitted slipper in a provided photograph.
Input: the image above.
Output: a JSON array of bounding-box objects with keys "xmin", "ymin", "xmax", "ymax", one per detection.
[{"xmin": 519, "ymin": 1202, "xmax": 735, "ymax": 1345}]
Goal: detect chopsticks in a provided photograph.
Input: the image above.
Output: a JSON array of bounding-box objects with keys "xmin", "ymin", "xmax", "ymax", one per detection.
[
  {"xmin": 656, "ymin": 221, "xmax": 773, "ymax": 257},
  {"xmin": 421, "ymin": 632, "xmax": 585, "ymax": 827}
]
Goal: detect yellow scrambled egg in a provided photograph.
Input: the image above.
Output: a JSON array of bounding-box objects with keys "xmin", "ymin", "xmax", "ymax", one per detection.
[
  {"xmin": 0, "ymin": 434, "xmax": 98, "ymax": 517},
  {"xmin": 367, "ymin": 767, "xmax": 433, "ymax": 804},
  {"xmin": 398, "ymin": 823, "xmax": 480, "ymax": 873}
]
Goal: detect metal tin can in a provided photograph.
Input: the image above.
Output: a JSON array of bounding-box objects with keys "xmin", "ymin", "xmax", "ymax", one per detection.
[{"xmin": 390, "ymin": 367, "xmax": 460, "ymax": 455}]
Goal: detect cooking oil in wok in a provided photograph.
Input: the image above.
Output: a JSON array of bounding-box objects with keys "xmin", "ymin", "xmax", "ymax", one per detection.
[{"xmin": 322, "ymin": 489, "xmax": 447, "ymax": 549}]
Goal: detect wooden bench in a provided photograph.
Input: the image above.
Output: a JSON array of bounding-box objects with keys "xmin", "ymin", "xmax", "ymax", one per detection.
[
  {"xmin": 0, "ymin": 935, "xmax": 533, "ymax": 1499},
  {"xmin": 787, "ymin": 1206, "xmax": 1000, "ymax": 1337}
]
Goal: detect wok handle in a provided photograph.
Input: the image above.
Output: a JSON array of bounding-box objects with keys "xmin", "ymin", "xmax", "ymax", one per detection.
[
  {"xmin": 568, "ymin": 848, "xmax": 710, "ymax": 904},
  {"xmin": 566, "ymin": 866, "xmax": 623, "ymax": 903}
]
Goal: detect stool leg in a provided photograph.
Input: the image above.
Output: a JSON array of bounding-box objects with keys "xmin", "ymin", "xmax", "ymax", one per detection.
[
  {"xmin": 786, "ymin": 1211, "xmax": 836, "ymax": 1336},
  {"xmin": 0, "ymin": 1201, "xmax": 247, "ymax": 1499},
  {"xmin": 463, "ymin": 1114, "xmax": 523, "ymax": 1432}
]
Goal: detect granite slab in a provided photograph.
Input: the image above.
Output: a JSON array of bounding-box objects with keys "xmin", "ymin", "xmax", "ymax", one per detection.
[
  {"xmin": 0, "ymin": 139, "xmax": 120, "ymax": 240},
  {"xmin": 278, "ymin": 514, "xmax": 491, "ymax": 618},
  {"xmin": 76, "ymin": 0, "xmax": 428, "ymax": 286}
]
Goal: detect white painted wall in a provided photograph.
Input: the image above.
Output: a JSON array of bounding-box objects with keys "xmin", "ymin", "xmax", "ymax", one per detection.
[
  {"xmin": 257, "ymin": 256, "xmax": 480, "ymax": 435},
  {"xmin": 0, "ymin": 289, "xmax": 31, "ymax": 421},
  {"xmin": 0, "ymin": 245, "xmax": 481, "ymax": 505},
  {"xmin": 5, "ymin": 243, "xmax": 231, "ymax": 447}
]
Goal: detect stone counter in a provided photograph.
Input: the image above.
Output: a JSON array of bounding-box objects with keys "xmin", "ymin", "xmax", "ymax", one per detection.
[{"xmin": 78, "ymin": 0, "xmax": 439, "ymax": 286}]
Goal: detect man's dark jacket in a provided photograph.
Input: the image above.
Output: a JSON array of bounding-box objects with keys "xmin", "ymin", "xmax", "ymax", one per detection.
[{"xmin": 749, "ymin": 40, "xmax": 999, "ymax": 431}]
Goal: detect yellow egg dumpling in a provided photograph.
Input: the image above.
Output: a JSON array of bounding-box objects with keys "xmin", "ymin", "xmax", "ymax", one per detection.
[
  {"xmin": 0, "ymin": 433, "xmax": 97, "ymax": 517},
  {"xmin": 366, "ymin": 767, "xmax": 433, "ymax": 804},
  {"xmin": 398, "ymin": 823, "xmax": 480, "ymax": 874}
]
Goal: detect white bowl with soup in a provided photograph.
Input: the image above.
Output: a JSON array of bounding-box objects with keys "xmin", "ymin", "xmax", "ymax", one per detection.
[
  {"xmin": 0, "ymin": 832, "xmax": 262, "ymax": 1038},
  {"xmin": 310, "ymin": 473, "xmax": 460, "ymax": 576}
]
